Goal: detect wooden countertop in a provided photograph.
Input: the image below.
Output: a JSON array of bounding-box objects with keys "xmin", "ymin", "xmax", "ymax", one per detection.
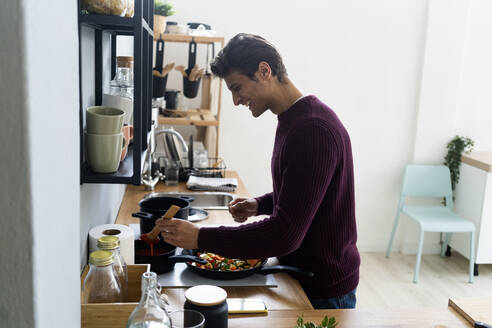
[
  {"xmin": 462, "ymin": 151, "xmax": 492, "ymax": 172},
  {"xmin": 449, "ymin": 297, "xmax": 492, "ymax": 326},
  {"xmin": 115, "ymin": 171, "xmax": 313, "ymax": 311},
  {"xmin": 226, "ymin": 306, "xmax": 471, "ymax": 327}
]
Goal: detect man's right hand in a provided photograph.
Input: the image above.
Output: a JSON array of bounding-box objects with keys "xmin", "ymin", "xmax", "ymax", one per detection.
[{"xmin": 228, "ymin": 197, "xmax": 258, "ymax": 223}]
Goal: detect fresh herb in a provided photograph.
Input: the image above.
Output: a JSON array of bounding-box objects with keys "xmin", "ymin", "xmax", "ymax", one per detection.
[
  {"xmin": 154, "ymin": 0, "xmax": 175, "ymax": 16},
  {"xmin": 296, "ymin": 315, "xmax": 338, "ymax": 328},
  {"xmin": 443, "ymin": 136, "xmax": 474, "ymax": 191}
]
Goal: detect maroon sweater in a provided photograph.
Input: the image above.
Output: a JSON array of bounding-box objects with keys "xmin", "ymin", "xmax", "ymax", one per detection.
[{"xmin": 198, "ymin": 95, "xmax": 360, "ymax": 298}]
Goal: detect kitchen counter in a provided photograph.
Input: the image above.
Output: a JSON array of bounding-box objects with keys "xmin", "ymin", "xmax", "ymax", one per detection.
[
  {"xmin": 462, "ymin": 151, "xmax": 492, "ymax": 172},
  {"xmin": 113, "ymin": 171, "xmax": 478, "ymax": 327},
  {"xmin": 115, "ymin": 171, "xmax": 313, "ymax": 311}
]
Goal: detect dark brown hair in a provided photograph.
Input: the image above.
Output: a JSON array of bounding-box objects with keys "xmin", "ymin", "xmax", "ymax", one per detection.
[{"xmin": 210, "ymin": 33, "xmax": 288, "ymax": 83}]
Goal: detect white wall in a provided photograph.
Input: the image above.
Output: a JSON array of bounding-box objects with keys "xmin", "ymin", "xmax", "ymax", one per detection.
[
  {"xmin": 166, "ymin": 0, "xmax": 430, "ymax": 253},
  {"xmin": 0, "ymin": 0, "xmax": 80, "ymax": 327},
  {"xmin": 0, "ymin": 0, "xmax": 34, "ymax": 326},
  {"xmin": 455, "ymin": 0, "xmax": 492, "ymax": 150},
  {"xmin": 120, "ymin": 0, "xmax": 492, "ymax": 254}
]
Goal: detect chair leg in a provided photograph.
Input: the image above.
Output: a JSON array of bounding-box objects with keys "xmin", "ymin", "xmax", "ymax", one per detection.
[
  {"xmin": 386, "ymin": 211, "xmax": 402, "ymax": 258},
  {"xmin": 469, "ymin": 231, "xmax": 475, "ymax": 283},
  {"xmin": 441, "ymin": 232, "xmax": 451, "ymax": 257},
  {"xmin": 413, "ymin": 230, "xmax": 425, "ymax": 283}
]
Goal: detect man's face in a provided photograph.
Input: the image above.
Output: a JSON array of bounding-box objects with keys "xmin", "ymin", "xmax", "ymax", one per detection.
[{"xmin": 224, "ymin": 70, "xmax": 269, "ymax": 118}]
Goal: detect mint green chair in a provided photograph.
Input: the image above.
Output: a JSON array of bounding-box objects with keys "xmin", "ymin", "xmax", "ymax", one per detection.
[{"xmin": 386, "ymin": 165, "xmax": 475, "ymax": 283}]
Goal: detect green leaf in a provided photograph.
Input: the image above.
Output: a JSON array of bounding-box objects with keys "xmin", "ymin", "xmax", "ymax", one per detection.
[{"xmin": 295, "ymin": 315, "xmax": 337, "ymax": 328}]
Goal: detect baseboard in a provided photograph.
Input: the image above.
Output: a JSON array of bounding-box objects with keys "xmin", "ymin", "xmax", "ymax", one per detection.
[
  {"xmin": 400, "ymin": 242, "xmax": 442, "ymax": 255},
  {"xmin": 357, "ymin": 243, "xmax": 442, "ymax": 254}
]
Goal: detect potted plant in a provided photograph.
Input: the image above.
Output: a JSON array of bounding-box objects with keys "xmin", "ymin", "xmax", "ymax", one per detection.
[
  {"xmin": 443, "ymin": 135, "xmax": 474, "ymax": 191},
  {"xmin": 154, "ymin": 1, "xmax": 175, "ymax": 37}
]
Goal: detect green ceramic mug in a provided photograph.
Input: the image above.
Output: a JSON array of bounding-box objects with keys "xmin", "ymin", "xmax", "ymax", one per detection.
[
  {"xmin": 86, "ymin": 132, "xmax": 125, "ymax": 173},
  {"xmin": 86, "ymin": 106, "xmax": 125, "ymax": 135}
]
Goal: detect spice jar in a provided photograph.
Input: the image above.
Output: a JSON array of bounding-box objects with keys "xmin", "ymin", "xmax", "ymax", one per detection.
[
  {"xmin": 184, "ymin": 285, "xmax": 228, "ymax": 328},
  {"xmin": 82, "ymin": 250, "xmax": 122, "ymax": 303},
  {"xmin": 97, "ymin": 236, "xmax": 128, "ymax": 301}
]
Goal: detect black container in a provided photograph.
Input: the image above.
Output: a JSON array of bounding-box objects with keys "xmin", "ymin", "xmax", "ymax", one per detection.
[
  {"xmin": 183, "ymin": 40, "xmax": 201, "ymax": 99},
  {"xmin": 132, "ymin": 196, "xmax": 192, "ymax": 234},
  {"xmin": 152, "ymin": 38, "xmax": 168, "ymax": 98},
  {"xmin": 183, "ymin": 73, "xmax": 201, "ymax": 99},
  {"xmin": 184, "ymin": 285, "xmax": 228, "ymax": 328},
  {"xmin": 164, "ymin": 89, "xmax": 180, "ymax": 109},
  {"xmin": 152, "ymin": 74, "xmax": 168, "ymax": 98},
  {"xmin": 134, "ymin": 240, "xmax": 206, "ymax": 274}
]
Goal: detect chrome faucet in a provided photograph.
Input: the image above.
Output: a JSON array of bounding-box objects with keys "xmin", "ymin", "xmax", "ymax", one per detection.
[
  {"xmin": 141, "ymin": 127, "xmax": 189, "ymax": 191},
  {"xmin": 155, "ymin": 128, "xmax": 189, "ymax": 153}
]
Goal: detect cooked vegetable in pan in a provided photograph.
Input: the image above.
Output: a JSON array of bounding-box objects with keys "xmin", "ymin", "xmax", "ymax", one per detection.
[{"xmin": 191, "ymin": 252, "xmax": 262, "ymax": 271}]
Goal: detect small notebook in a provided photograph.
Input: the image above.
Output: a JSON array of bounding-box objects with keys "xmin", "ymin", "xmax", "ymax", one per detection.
[{"xmin": 186, "ymin": 175, "xmax": 238, "ymax": 192}]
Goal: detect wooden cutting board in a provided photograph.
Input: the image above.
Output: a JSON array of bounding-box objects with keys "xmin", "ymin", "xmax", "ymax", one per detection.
[{"xmin": 449, "ymin": 297, "xmax": 492, "ymax": 325}]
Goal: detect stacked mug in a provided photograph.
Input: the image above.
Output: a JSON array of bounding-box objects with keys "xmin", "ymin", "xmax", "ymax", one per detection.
[{"xmin": 86, "ymin": 106, "xmax": 126, "ymax": 173}]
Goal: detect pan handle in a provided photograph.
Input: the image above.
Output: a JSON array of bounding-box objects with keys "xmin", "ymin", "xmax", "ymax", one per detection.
[
  {"xmin": 258, "ymin": 265, "xmax": 314, "ymax": 278},
  {"xmin": 168, "ymin": 254, "xmax": 207, "ymax": 265},
  {"xmin": 132, "ymin": 212, "xmax": 155, "ymax": 220},
  {"xmin": 179, "ymin": 196, "xmax": 194, "ymax": 203}
]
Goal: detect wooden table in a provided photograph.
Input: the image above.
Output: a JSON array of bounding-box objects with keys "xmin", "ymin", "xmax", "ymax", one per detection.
[
  {"xmin": 115, "ymin": 171, "xmax": 313, "ymax": 311},
  {"xmin": 226, "ymin": 307, "xmax": 471, "ymax": 327}
]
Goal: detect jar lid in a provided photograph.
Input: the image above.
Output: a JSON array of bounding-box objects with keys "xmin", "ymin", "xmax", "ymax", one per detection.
[
  {"xmin": 185, "ymin": 285, "xmax": 227, "ymax": 307},
  {"xmin": 117, "ymin": 56, "xmax": 134, "ymax": 62},
  {"xmin": 97, "ymin": 236, "xmax": 120, "ymax": 250},
  {"xmin": 89, "ymin": 250, "xmax": 114, "ymax": 266}
]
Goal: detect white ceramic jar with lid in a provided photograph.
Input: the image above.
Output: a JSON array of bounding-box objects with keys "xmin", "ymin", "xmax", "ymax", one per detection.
[{"xmin": 184, "ymin": 285, "xmax": 228, "ymax": 328}]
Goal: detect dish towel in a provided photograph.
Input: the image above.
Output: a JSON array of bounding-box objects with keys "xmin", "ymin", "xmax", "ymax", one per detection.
[{"xmin": 186, "ymin": 175, "xmax": 238, "ymax": 192}]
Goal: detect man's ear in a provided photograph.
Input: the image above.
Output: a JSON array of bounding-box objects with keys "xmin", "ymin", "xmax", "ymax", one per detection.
[{"xmin": 257, "ymin": 61, "xmax": 272, "ymax": 80}]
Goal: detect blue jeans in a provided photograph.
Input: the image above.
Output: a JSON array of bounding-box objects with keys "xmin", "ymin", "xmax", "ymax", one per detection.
[{"xmin": 309, "ymin": 288, "xmax": 357, "ymax": 309}]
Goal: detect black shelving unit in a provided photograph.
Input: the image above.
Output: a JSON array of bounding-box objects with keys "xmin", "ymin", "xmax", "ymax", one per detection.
[{"xmin": 78, "ymin": 0, "xmax": 154, "ymax": 185}]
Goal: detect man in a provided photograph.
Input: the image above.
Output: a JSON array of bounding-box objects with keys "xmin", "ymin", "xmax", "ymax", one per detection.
[{"xmin": 156, "ymin": 33, "xmax": 360, "ymax": 309}]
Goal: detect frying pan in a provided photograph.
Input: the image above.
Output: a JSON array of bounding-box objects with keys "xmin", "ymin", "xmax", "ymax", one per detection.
[
  {"xmin": 134, "ymin": 240, "xmax": 206, "ymax": 274},
  {"xmin": 180, "ymin": 249, "xmax": 314, "ymax": 280}
]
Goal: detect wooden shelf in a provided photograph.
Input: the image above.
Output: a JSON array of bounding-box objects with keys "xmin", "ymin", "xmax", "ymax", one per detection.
[
  {"xmin": 158, "ymin": 109, "xmax": 218, "ymax": 126},
  {"xmin": 154, "ymin": 33, "xmax": 224, "ymax": 44}
]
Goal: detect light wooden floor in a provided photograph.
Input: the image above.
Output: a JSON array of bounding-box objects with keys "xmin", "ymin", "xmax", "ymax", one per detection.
[{"xmin": 357, "ymin": 252, "xmax": 492, "ymax": 309}]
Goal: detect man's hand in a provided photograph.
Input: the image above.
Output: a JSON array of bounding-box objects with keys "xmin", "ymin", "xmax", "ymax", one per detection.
[
  {"xmin": 228, "ymin": 197, "xmax": 258, "ymax": 223},
  {"xmin": 155, "ymin": 218, "xmax": 200, "ymax": 249}
]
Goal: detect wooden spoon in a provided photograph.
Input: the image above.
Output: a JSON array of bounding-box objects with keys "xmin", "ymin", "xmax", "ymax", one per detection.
[
  {"xmin": 140, "ymin": 205, "xmax": 181, "ymax": 245},
  {"xmin": 162, "ymin": 62, "xmax": 175, "ymax": 76},
  {"xmin": 175, "ymin": 65, "xmax": 187, "ymax": 78}
]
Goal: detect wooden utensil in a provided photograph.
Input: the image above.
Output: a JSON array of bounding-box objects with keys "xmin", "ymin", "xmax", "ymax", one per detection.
[
  {"xmin": 175, "ymin": 65, "xmax": 187, "ymax": 78},
  {"xmin": 196, "ymin": 68, "xmax": 205, "ymax": 81},
  {"xmin": 140, "ymin": 205, "xmax": 181, "ymax": 245},
  {"xmin": 189, "ymin": 64, "xmax": 199, "ymax": 81},
  {"xmin": 161, "ymin": 62, "xmax": 175, "ymax": 76}
]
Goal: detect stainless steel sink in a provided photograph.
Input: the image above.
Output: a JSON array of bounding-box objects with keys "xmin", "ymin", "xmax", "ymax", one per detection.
[{"xmin": 144, "ymin": 192, "xmax": 235, "ymax": 210}]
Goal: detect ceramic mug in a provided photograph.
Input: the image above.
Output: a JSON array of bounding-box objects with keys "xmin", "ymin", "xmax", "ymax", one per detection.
[
  {"xmin": 120, "ymin": 124, "xmax": 134, "ymax": 161},
  {"xmin": 86, "ymin": 106, "xmax": 125, "ymax": 135},
  {"xmin": 86, "ymin": 132, "xmax": 125, "ymax": 173}
]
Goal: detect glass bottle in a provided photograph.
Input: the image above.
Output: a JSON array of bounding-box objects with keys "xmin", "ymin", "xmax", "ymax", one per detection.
[
  {"xmin": 127, "ymin": 272, "xmax": 171, "ymax": 328},
  {"xmin": 97, "ymin": 236, "xmax": 128, "ymax": 301},
  {"xmin": 82, "ymin": 250, "xmax": 122, "ymax": 303}
]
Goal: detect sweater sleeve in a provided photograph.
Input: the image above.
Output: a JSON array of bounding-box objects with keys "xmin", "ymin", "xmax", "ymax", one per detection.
[
  {"xmin": 198, "ymin": 121, "xmax": 339, "ymax": 259},
  {"xmin": 255, "ymin": 192, "xmax": 273, "ymax": 215}
]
